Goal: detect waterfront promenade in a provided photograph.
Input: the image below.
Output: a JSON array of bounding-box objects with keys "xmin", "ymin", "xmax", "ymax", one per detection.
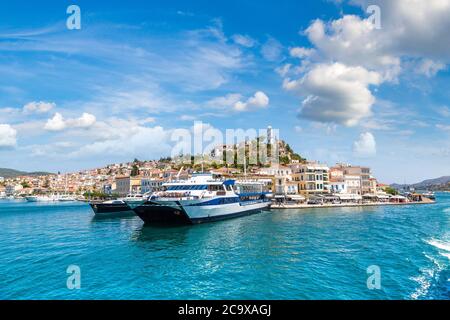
[{"xmin": 270, "ymin": 198, "xmax": 435, "ymax": 210}]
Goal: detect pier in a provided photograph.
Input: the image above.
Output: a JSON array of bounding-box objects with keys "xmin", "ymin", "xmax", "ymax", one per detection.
[{"xmin": 269, "ymin": 198, "xmax": 435, "ymax": 210}]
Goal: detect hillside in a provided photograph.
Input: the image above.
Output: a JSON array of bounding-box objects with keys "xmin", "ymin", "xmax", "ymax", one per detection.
[
  {"xmin": 0, "ymin": 168, "xmax": 52, "ymax": 179},
  {"xmin": 392, "ymin": 176, "xmax": 450, "ymax": 191}
]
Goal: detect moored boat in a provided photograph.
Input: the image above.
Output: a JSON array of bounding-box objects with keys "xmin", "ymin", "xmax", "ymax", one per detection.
[
  {"xmin": 133, "ymin": 173, "xmax": 271, "ymax": 225},
  {"xmin": 422, "ymin": 191, "xmax": 436, "ymax": 200},
  {"xmin": 89, "ymin": 193, "xmax": 147, "ymax": 216},
  {"xmin": 25, "ymin": 195, "xmax": 57, "ymax": 202},
  {"xmin": 90, "ymin": 200, "xmax": 132, "ymax": 216}
]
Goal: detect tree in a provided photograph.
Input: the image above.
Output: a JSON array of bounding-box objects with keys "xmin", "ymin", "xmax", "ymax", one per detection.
[
  {"xmin": 384, "ymin": 186, "xmax": 399, "ymax": 195},
  {"xmin": 131, "ymin": 164, "xmax": 139, "ymax": 176},
  {"xmin": 21, "ymin": 182, "xmax": 31, "ymax": 188},
  {"xmin": 279, "ymin": 155, "xmax": 290, "ymax": 165}
]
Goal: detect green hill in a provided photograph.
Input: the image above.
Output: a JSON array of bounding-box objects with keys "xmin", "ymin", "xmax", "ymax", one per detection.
[{"xmin": 0, "ymin": 168, "xmax": 52, "ymax": 178}]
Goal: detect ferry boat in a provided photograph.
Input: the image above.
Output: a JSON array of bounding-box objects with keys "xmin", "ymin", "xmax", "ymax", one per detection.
[
  {"xmin": 133, "ymin": 174, "xmax": 271, "ymax": 224},
  {"xmin": 422, "ymin": 191, "xmax": 436, "ymax": 200},
  {"xmin": 89, "ymin": 194, "xmax": 148, "ymax": 216},
  {"xmin": 90, "ymin": 199, "xmax": 133, "ymax": 216}
]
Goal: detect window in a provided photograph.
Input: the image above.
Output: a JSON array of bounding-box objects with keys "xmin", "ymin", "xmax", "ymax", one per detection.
[{"xmin": 208, "ymin": 185, "xmax": 223, "ymax": 192}]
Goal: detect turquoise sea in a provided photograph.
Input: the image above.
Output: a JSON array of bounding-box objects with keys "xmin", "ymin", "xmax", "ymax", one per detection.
[{"xmin": 0, "ymin": 193, "xmax": 449, "ymax": 300}]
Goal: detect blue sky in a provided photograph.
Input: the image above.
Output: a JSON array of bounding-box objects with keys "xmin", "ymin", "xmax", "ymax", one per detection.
[{"xmin": 0, "ymin": 0, "xmax": 449, "ymax": 183}]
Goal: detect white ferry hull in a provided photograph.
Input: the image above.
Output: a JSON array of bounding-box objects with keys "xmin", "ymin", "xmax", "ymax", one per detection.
[{"xmin": 134, "ymin": 199, "xmax": 269, "ymax": 224}]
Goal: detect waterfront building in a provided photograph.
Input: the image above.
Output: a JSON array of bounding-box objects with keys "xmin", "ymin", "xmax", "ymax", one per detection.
[
  {"xmin": 291, "ymin": 162, "xmax": 330, "ymax": 196},
  {"xmin": 334, "ymin": 164, "xmax": 372, "ymax": 194},
  {"xmin": 369, "ymin": 177, "xmax": 378, "ymax": 194},
  {"xmin": 103, "ymin": 184, "xmax": 113, "ymax": 195},
  {"xmin": 273, "ymin": 176, "xmax": 298, "ymax": 194},
  {"xmin": 344, "ymin": 175, "xmax": 362, "ymax": 195},
  {"xmin": 257, "ymin": 165, "xmax": 292, "ymax": 177},
  {"xmin": 256, "ymin": 165, "xmax": 293, "ymax": 195},
  {"xmin": 141, "ymin": 178, "xmax": 164, "ymax": 194},
  {"xmin": 329, "ymin": 180, "xmax": 347, "ymax": 194},
  {"xmin": 115, "ymin": 176, "xmax": 142, "ymax": 196},
  {"xmin": 5, "ymin": 184, "xmax": 23, "ymax": 196}
]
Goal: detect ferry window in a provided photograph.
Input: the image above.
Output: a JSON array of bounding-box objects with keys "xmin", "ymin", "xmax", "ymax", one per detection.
[{"xmin": 208, "ymin": 185, "xmax": 222, "ymax": 191}]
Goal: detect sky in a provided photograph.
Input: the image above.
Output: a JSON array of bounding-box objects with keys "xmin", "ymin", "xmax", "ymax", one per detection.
[{"xmin": 0, "ymin": 0, "xmax": 449, "ymax": 183}]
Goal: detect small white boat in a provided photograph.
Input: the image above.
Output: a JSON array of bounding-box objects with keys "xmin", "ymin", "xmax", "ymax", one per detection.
[
  {"xmin": 25, "ymin": 195, "xmax": 57, "ymax": 202},
  {"xmin": 422, "ymin": 191, "xmax": 436, "ymax": 200},
  {"xmin": 55, "ymin": 194, "xmax": 77, "ymax": 202}
]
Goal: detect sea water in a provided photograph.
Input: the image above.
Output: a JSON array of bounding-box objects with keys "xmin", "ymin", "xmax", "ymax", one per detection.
[{"xmin": 0, "ymin": 194, "xmax": 449, "ymax": 300}]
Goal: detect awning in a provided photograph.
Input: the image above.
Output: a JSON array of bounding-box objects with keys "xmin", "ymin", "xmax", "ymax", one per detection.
[
  {"xmin": 363, "ymin": 194, "xmax": 378, "ymax": 198},
  {"xmin": 391, "ymin": 195, "xmax": 406, "ymax": 200},
  {"xmin": 288, "ymin": 195, "xmax": 306, "ymax": 201},
  {"xmin": 336, "ymin": 194, "xmax": 363, "ymax": 200}
]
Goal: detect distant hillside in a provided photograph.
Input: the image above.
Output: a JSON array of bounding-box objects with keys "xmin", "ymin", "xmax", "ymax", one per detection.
[
  {"xmin": 392, "ymin": 176, "xmax": 450, "ymax": 191},
  {"xmin": 0, "ymin": 168, "xmax": 52, "ymax": 178}
]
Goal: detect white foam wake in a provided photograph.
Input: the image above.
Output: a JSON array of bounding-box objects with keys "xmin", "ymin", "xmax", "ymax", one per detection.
[
  {"xmin": 426, "ymin": 238, "xmax": 450, "ymax": 252},
  {"xmin": 409, "ymin": 244, "xmax": 449, "ymax": 299},
  {"xmin": 439, "ymin": 252, "xmax": 450, "ymax": 260}
]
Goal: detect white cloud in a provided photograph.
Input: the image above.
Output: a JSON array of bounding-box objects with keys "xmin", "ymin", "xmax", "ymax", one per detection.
[
  {"xmin": 207, "ymin": 91, "xmax": 269, "ymax": 112},
  {"xmin": 68, "ymin": 113, "xmax": 96, "ymax": 128},
  {"xmin": 44, "ymin": 113, "xmax": 66, "ymax": 131},
  {"xmin": 138, "ymin": 117, "xmax": 156, "ymax": 124},
  {"xmin": 234, "ymin": 91, "xmax": 270, "ymax": 112},
  {"xmin": 353, "ymin": 132, "xmax": 377, "ymax": 157},
  {"xmin": 179, "ymin": 115, "xmax": 196, "ymax": 121},
  {"xmin": 207, "ymin": 93, "xmax": 242, "ymax": 108},
  {"xmin": 283, "ymin": 1, "xmax": 450, "ymax": 127},
  {"xmin": 289, "ymin": 47, "xmax": 314, "ymax": 59},
  {"xmin": 261, "ymin": 37, "xmax": 283, "ymax": 61},
  {"xmin": 305, "ymin": 15, "xmax": 401, "ymax": 81},
  {"xmin": 306, "ymin": 1, "xmax": 450, "ymax": 77},
  {"xmin": 276, "ymin": 64, "xmax": 292, "ymax": 77},
  {"xmin": 0, "ymin": 124, "xmax": 17, "ymax": 147},
  {"xmin": 44, "ymin": 112, "xmax": 96, "ymax": 131},
  {"xmin": 436, "ymin": 124, "xmax": 450, "ymax": 131},
  {"xmin": 232, "ymin": 34, "xmax": 256, "ymax": 48},
  {"xmin": 23, "ymin": 101, "xmax": 55, "ymax": 114},
  {"xmin": 284, "ymin": 63, "xmax": 381, "ymax": 126},
  {"xmin": 69, "ymin": 124, "xmax": 170, "ymax": 158},
  {"xmin": 436, "ymin": 106, "xmax": 450, "ymax": 117},
  {"xmin": 246, "ymin": 91, "xmax": 270, "ymax": 107},
  {"xmin": 355, "ymin": 0, "xmax": 450, "ymax": 61},
  {"xmin": 415, "ymin": 59, "xmax": 446, "ymax": 77}
]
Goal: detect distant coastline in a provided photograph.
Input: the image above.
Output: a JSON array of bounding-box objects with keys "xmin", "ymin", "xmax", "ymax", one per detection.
[{"xmin": 0, "ymin": 168, "xmax": 52, "ymax": 179}]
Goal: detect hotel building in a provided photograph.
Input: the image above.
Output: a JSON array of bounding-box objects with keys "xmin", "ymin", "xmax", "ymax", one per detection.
[{"xmin": 290, "ymin": 162, "xmax": 330, "ymax": 196}]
